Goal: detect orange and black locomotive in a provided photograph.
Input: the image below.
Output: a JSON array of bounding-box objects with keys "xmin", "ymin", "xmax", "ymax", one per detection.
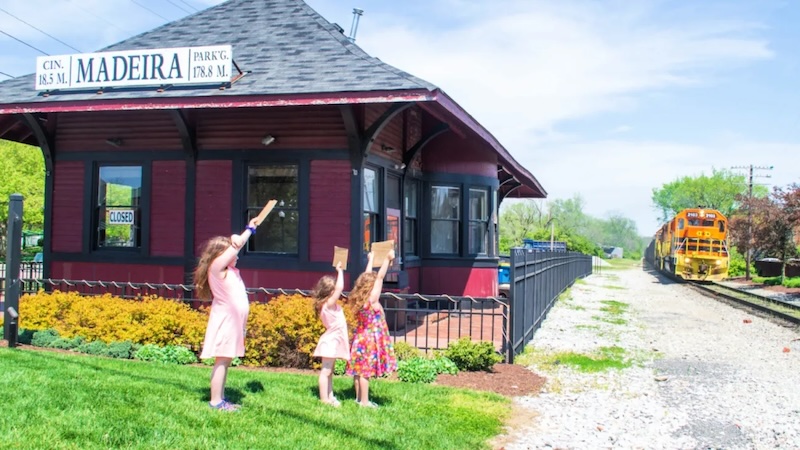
[{"xmin": 646, "ymin": 208, "xmax": 729, "ymax": 281}]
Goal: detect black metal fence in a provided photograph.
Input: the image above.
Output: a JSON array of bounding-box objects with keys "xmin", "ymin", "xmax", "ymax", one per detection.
[
  {"xmin": 3, "ymin": 251, "xmax": 590, "ymax": 362},
  {"xmin": 506, "ymin": 248, "xmax": 593, "ymax": 362}
]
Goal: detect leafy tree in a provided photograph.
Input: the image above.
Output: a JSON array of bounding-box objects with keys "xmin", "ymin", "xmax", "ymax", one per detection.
[
  {"xmin": 548, "ymin": 195, "xmax": 589, "ymax": 235},
  {"xmin": 499, "ymin": 200, "xmax": 546, "ymax": 254},
  {"xmin": 731, "ymin": 184, "xmax": 800, "ymax": 282},
  {"xmin": 651, "ymin": 168, "xmax": 765, "ymax": 223},
  {"xmin": 0, "ymin": 140, "xmax": 45, "ymax": 258}
]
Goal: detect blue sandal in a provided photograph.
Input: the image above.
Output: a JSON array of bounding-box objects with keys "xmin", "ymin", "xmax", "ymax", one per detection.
[{"xmin": 209, "ymin": 400, "xmax": 240, "ymax": 412}]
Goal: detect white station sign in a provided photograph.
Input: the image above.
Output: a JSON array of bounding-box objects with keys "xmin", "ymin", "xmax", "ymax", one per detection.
[{"xmin": 35, "ymin": 45, "xmax": 232, "ymax": 91}]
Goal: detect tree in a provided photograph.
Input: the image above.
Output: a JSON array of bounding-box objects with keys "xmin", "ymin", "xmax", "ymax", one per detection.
[
  {"xmin": 651, "ymin": 168, "xmax": 764, "ymax": 223},
  {"xmin": 548, "ymin": 195, "xmax": 588, "ymax": 235},
  {"xmin": 499, "ymin": 200, "xmax": 545, "ymax": 253},
  {"xmin": 731, "ymin": 184, "xmax": 800, "ymax": 282},
  {"xmin": 0, "ymin": 139, "xmax": 45, "ymax": 230}
]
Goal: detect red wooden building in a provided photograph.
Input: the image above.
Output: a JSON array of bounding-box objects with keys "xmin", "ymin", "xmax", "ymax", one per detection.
[{"xmin": 0, "ymin": 0, "xmax": 545, "ymax": 296}]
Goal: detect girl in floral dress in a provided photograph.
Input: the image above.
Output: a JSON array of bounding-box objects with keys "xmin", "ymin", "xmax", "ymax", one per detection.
[{"xmin": 346, "ymin": 250, "xmax": 397, "ymax": 408}]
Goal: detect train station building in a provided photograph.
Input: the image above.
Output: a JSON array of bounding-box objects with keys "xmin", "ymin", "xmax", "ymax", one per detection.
[{"xmin": 0, "ymin": 0, "xmax": 545, "ymax": 296}]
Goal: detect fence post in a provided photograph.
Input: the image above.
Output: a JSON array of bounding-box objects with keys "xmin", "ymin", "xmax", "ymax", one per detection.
[
  {"xmin": 4, "ymin": 194, "xmax": 23, "ymax": 346},
  {"xmin": 506, "ymin": 248, "xmax": 517, "ymax": 363}
]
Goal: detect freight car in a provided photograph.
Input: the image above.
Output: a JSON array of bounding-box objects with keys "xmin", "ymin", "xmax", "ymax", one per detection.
[{"xmin": 646, "ymin": 208, "xmax": 729, "ymax": 281}]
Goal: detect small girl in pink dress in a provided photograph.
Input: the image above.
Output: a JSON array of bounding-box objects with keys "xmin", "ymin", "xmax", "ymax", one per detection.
[
  {"xmin": 312, "ymin": 262, "xmax": 347, "ymax": 407},
  {"xmin": 195, "ymin": 218, "xmax": 259, "ymax": 412},
  {"xmin": 346, "ymin": 250, "xmax": 397, "ymax": 408}
]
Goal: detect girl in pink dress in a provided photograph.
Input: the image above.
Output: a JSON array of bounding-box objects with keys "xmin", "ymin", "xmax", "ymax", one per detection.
[
  {"xmin": 312, "ymin": 262, "xmax": 347, "ymax": 407},
  {"xmin": 195, "ymin": 218, "xmax": 259, "ymax": 412},
  {"xmin": 346, "ymin": 250, "xmax": 397, "ymax": 408}
]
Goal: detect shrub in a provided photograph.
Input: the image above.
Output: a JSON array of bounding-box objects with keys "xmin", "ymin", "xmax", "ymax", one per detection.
[
  {"xmin": 443, "ymin": 338, "xmax": 503, "ymax": 372},
  {"xmin": 397, "ymin": 357, "xmax": 438, "ymax": 383},
  {"xmin": 16, "ymin": 291, "xmax": 207, "ymax": 351},
  {"xmin": 431, "ymin": 356, "xmax": 459, "ymax": 375},
  {"xmin": 135, "ymin": 344, "xmax": 196, "ymax": 364},
  {"xmin": 134, "ymin": 344, "xmax": 165, "ymax": 362},
  {"xmin": 393, "ymin": 340, "xmax": 422, "ymax": 361},
  {"xmin": 104, "ymin": 341, "xmax": 137, "ymax": 359},
  {"xmin": 202, "ymin": 357, "xmax": 242, "ymax": 367},
  {"xmin": 31, "ymin": 328, "xmax": 59, "ymax": 347},
  {"xmin": 244, "ymin": 294, "xmax": 356, "ymax": 369},
  {"xmin": 334, "ymin": 359, "xmax": 347, "ymax": 375},
  {"xmin": 77, "ymin": 340, "xmax": 109, "ymax": 356},
  {"xmin": 50, "ymin": 335, "xmax": 85, "ymax": 350}
]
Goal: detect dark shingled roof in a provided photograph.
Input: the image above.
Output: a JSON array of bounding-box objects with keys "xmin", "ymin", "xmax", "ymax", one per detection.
[{"xmin": 0, "ymin": 0, "xmax": 436, "ymax": 104}]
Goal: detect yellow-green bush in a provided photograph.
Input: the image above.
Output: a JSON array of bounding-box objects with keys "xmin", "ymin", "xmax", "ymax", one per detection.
[
  {"xmin": 244, "ymin": 294, "xmax": 356, "ymax": 369},
  {"xmin": 14, "ymin": 290, "xmax": 207, "ymax": 351}
]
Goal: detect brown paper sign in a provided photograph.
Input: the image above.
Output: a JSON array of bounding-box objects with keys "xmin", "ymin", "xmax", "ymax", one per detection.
[
  {"xmin": 332, "ymin": 246, "xmax": 348, "ymax": 270},
  {"xmin": 371, "ymin": 239, "xmax": 395, "ymax": 266},
  {"xmin": 253, "ymin": 199, "xmax": 278, "ymax": 226}
]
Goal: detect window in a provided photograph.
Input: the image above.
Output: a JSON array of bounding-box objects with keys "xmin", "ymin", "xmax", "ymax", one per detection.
[
  {"xmin": 246, "ymin": 165, "xmax": 298, "ymax": 254},
  {"xmin": 95, "ymin": 165, "xmax": 142, "ymax": 249},
  {"xmin": 363, "ymin": 167, "xmax": 379, "ymax": 252},
  {"xmin": 469, "ymin": 188, "xmax": 488, "ymax": 254},
  {"xmin": 678, "ymin": 218, "xmax": 685, "ymax": 229},
  {"xmin": 404, "ymin": 180, "xmax": 419, "ymax": 256},
  {"xmin": 431, "ymin": 186, "xmax": 460, "ymax": 254},
  {"xmin": 719, "ymin": 220, "xmax": 725, "ymax": 232}
]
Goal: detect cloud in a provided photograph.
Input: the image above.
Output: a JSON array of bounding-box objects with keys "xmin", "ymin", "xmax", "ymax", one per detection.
[
  {"xmin": 610, "ymin": 125, "xmax": 633, "ymax": 134},
  {"xmin": 355, "ymin": 1, "xmax": 772, "ymax": 146}
]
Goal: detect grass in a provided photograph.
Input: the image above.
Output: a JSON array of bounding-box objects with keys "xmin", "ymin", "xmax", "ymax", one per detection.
[
  {"xmin": 0, "ymin": 348, "xmax": 509, "ymax": 450},
  {"xmin": 516, "ymin": 346, "xmax": 631, "ymax": 373},
  {"xmin": 593, "ymin": 315, "xmax": 628, "ymax": 325},
  {"xmin": 752, "ymin": 275, "xmax": 800, "ymax": 288},
  {"xmin": 603, "ymin": 285, "xmax": 627, "ymax": 290},
  {"xmin": 600, "ymin": 259, "xmax": 640, "ymax": 270},
  {"xmin": 599, "ymin": 300, "xmax": 629, "ymax": 316}
]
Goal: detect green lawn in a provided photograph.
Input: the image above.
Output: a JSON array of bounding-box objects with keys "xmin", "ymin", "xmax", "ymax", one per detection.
[{"xmin": 0, "ymin": 348, "xmax": 508, "ymax": 450}]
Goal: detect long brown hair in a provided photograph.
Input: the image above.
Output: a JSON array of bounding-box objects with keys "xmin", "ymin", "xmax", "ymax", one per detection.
[
  {"xmin": 193, "ymin": 236, "xmax": 231, "ymax": 300},
  {"xmin": 349, "ymin": 271, "xmax": 377, "ymax": 308},
  {"xmin": 312, "ymin": 275, "xmax": 336, "ymax": 316}
]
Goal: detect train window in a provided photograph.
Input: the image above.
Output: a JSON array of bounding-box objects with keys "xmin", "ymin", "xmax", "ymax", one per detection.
[
  {"xmin": 719, "ymin": 220, "xmax": 725, "ymax": 232},
  {"xmin": 688, "ymin": 218, "xmax": 700, "ymax": 226},
  {"xmin": 702, "ymin": 220, "xmax": 714, "ymax": 226},
  {"xmin": 678, "ymin": 218, "xmax": 685, "ymax": 229}
]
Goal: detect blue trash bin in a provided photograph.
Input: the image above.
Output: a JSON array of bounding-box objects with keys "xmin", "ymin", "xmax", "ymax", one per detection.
[{"xmin": 498, "ymin": 263, "xmax": 510, "ymax": 284}]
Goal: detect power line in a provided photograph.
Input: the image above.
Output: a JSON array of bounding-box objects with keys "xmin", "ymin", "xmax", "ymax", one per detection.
[
  {"xmin": 165, "ymin": 0, "xmax": 193, "ymax": 14},
  {"xmin": 0, "ymin": 71, "xmax": 15, "ymax": 78},
  {"xmin": 731, "ymin": 164, "xmax": 774, "ymax": 280},
  {"xmin": 66, "ymin": 0, "xmax": 136, "ymax": 35},
  {"xmin": 0, "ymin": 28, "xmax": 49, "ymax": 56},
  {"xmin": 176, "ymin": 0, "xmax": 200, "ymax": 12},
  {"xmin": 130, "ymin": 0, "xmax": 172, "ymax": 22},
  {"xmin": 0, "ymin": 6, "xmax": 82, "ymax": 53}
]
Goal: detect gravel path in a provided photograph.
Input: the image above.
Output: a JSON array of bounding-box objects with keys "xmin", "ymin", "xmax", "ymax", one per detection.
[{"xmin": 497, "ymin": 264, "xmax": 800, "ymax": 450}]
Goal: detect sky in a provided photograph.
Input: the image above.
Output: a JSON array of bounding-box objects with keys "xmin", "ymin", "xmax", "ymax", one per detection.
[{"xmin": 1, "ymin": 0, "xmax": 799, "ymax": 236}]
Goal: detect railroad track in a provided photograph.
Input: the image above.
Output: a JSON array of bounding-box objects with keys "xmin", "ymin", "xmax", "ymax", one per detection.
[{"xmin": 686, "ymin": 281, "xmax": 800, "ymax": 325}]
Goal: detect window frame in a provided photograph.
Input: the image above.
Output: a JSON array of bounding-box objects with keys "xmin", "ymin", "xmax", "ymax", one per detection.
[
  {"xmin": 91, "ymin": 162, "xmax": 148, "ymax": 254},
  {"xmin": 429, "ymin": 184, "xmax": 461, "ymax": 255},
  {"xmin": 468, "ymin": 187, "xmax": 489, "ymax": 255},
  {"xmin": 403, "ymin": 178, "xmax": 420, "ymax": 258},
  {"xmin": 362, "ymin": 165, "xmax": 381, "ymax": 253},
  {"xmin": 244, "ymin": 164, "xmax": 300, "ymax": 256}
]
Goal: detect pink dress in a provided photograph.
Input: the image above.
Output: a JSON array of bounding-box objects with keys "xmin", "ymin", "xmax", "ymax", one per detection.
[
  {"xmin": 313, "ymin": 304, "xmax": 350, "ymax": 360},
  {"xmin": 200, "ymin": 265, "xmax": 250, "ymax": 359},
  {"xmin": 346, "ymin": 305, "xmax": 397, "ymax": 378}
]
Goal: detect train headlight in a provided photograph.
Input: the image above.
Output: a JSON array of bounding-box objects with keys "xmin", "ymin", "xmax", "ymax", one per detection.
[
  {"xmin": 715, "ymin": 260, "xmax": 722, "ymax": 265},
  {"xmin": 684, "ymin": 257, "xmax": 691, "ymax": 263}
]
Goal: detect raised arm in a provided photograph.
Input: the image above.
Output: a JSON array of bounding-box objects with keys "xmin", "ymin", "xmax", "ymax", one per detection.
[
  {"xmin": 324, "ymin": 262, "xmax": 345, "ymax": 308},
  {"xmin": 368, "ymin": 249, "xmax": 394, "ymax": 305},
  {"xmin": 210, "ymin": 218, "xmax": 258, "ymax": 275},
  {"xmin": 364, "ymin": 251, "xmax": 375, "ymax": 273}
]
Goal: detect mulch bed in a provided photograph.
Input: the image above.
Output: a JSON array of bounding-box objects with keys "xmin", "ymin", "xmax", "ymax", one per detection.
[{"xmin": 435, "ymin": 363, "xmax": 546, "ymax": 397}]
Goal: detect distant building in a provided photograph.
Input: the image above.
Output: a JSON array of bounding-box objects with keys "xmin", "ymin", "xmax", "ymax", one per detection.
[{"xmin": 603, "ymin": 246, "xmax": 624, "ymax": 259}]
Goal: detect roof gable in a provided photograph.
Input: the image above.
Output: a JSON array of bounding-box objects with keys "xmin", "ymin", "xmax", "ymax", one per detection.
[{"xmin": 0, "ymin": 0, "xmax": 435, "ymax": 104}]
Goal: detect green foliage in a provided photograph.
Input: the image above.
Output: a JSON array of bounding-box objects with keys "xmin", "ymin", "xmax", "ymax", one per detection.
[
  {"xmin": 105, "ymin": 341, "xmax": 137, "ymax": 359},
  {"xmin": 651, "ymin": 168, "xmax": 759, "ymax": 223},
  {"xmin": 201, "ymin": 357, "xmax": 242, "ymax": 366},
  {"xmin": 397, "ymin": 357, "xmax": 438, "ymax": 383},
  {"xmin": 31, "ymin": 328, "xmax": 59, "ymax": 347},
  {"xmin": 76, "ymin": 340, "xmax": 109, "ymax": 356},
  {"xmin": 0, "ymin": 140, "xmax": 45, "ymax": 235},
  {"xmin": 393, "ymin": 340, "xmax": 422, "ymax": 361},
  {"xmin": 50, "ymin": 336, "xmax": 85, "ymax": 350},
  {"xmin": 430, "ymin": 356, "xmax": 459, "ymax": 375},
  {"xmin": 443, "ymin": 337, "xmax": 503, "ymax": 372},
  {"xmin": 728, "ymin": 246, "xmax": 746, "ymax": 277},
  {"xmin": 134, "ymin": 344, "xmax": 197, "ymax": 364},
  {"xmin": 334, "ymin": 358, "xmax": 346, "ymax": 375}
]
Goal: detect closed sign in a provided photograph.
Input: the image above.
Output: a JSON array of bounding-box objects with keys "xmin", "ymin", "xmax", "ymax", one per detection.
[{"xmin": 108, "ymin": 209, "xmax": 135, "ymax": 225}]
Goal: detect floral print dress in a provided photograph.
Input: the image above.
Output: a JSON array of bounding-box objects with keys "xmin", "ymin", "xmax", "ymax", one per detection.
[{"xmin": 346, "ymin": 305, "xmax": 397, "ymax": 378}]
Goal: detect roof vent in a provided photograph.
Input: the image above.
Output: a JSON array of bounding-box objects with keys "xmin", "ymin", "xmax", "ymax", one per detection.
[
  {"xmin": 348, "ymin": 8, "xmax": 364, "ymax": 42},
  {"xmin": 332, "ymin": 23, "xmax": 345, "ymax": 34}
]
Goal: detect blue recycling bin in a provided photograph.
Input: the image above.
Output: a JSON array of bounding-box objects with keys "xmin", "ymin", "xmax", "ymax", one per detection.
[{"xmin": 498, "ymin": 263, "xmax": 510, "ymax": 284}]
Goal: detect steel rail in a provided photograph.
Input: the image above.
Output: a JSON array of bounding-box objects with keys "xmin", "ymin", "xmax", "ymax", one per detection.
[{"xmin": 686, "ymin": 281, "xmax": 800, "ymax": 325}]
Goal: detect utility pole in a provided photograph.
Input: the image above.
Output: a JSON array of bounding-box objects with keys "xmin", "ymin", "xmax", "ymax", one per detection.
[{"xmin": 731, "ymin": 164, "xmax": 773, "ymax": 280}]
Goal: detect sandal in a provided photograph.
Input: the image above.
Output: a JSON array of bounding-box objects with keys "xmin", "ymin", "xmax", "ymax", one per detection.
[
  {"xmin": 209, "ymin": 400, "xmax": 241, "ymax": 412},
  {"xmin": 322, "ymin": 398, "xmax": 341, "ymax": 408},
  {"xmin": 357, "ymin": 401, "xmax": 379, "ymax": 408}
]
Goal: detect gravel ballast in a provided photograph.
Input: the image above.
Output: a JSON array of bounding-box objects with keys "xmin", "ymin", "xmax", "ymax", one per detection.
[{"xmin": 497, "ymin": 264, "xmax": 800, "ymax": 450}]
